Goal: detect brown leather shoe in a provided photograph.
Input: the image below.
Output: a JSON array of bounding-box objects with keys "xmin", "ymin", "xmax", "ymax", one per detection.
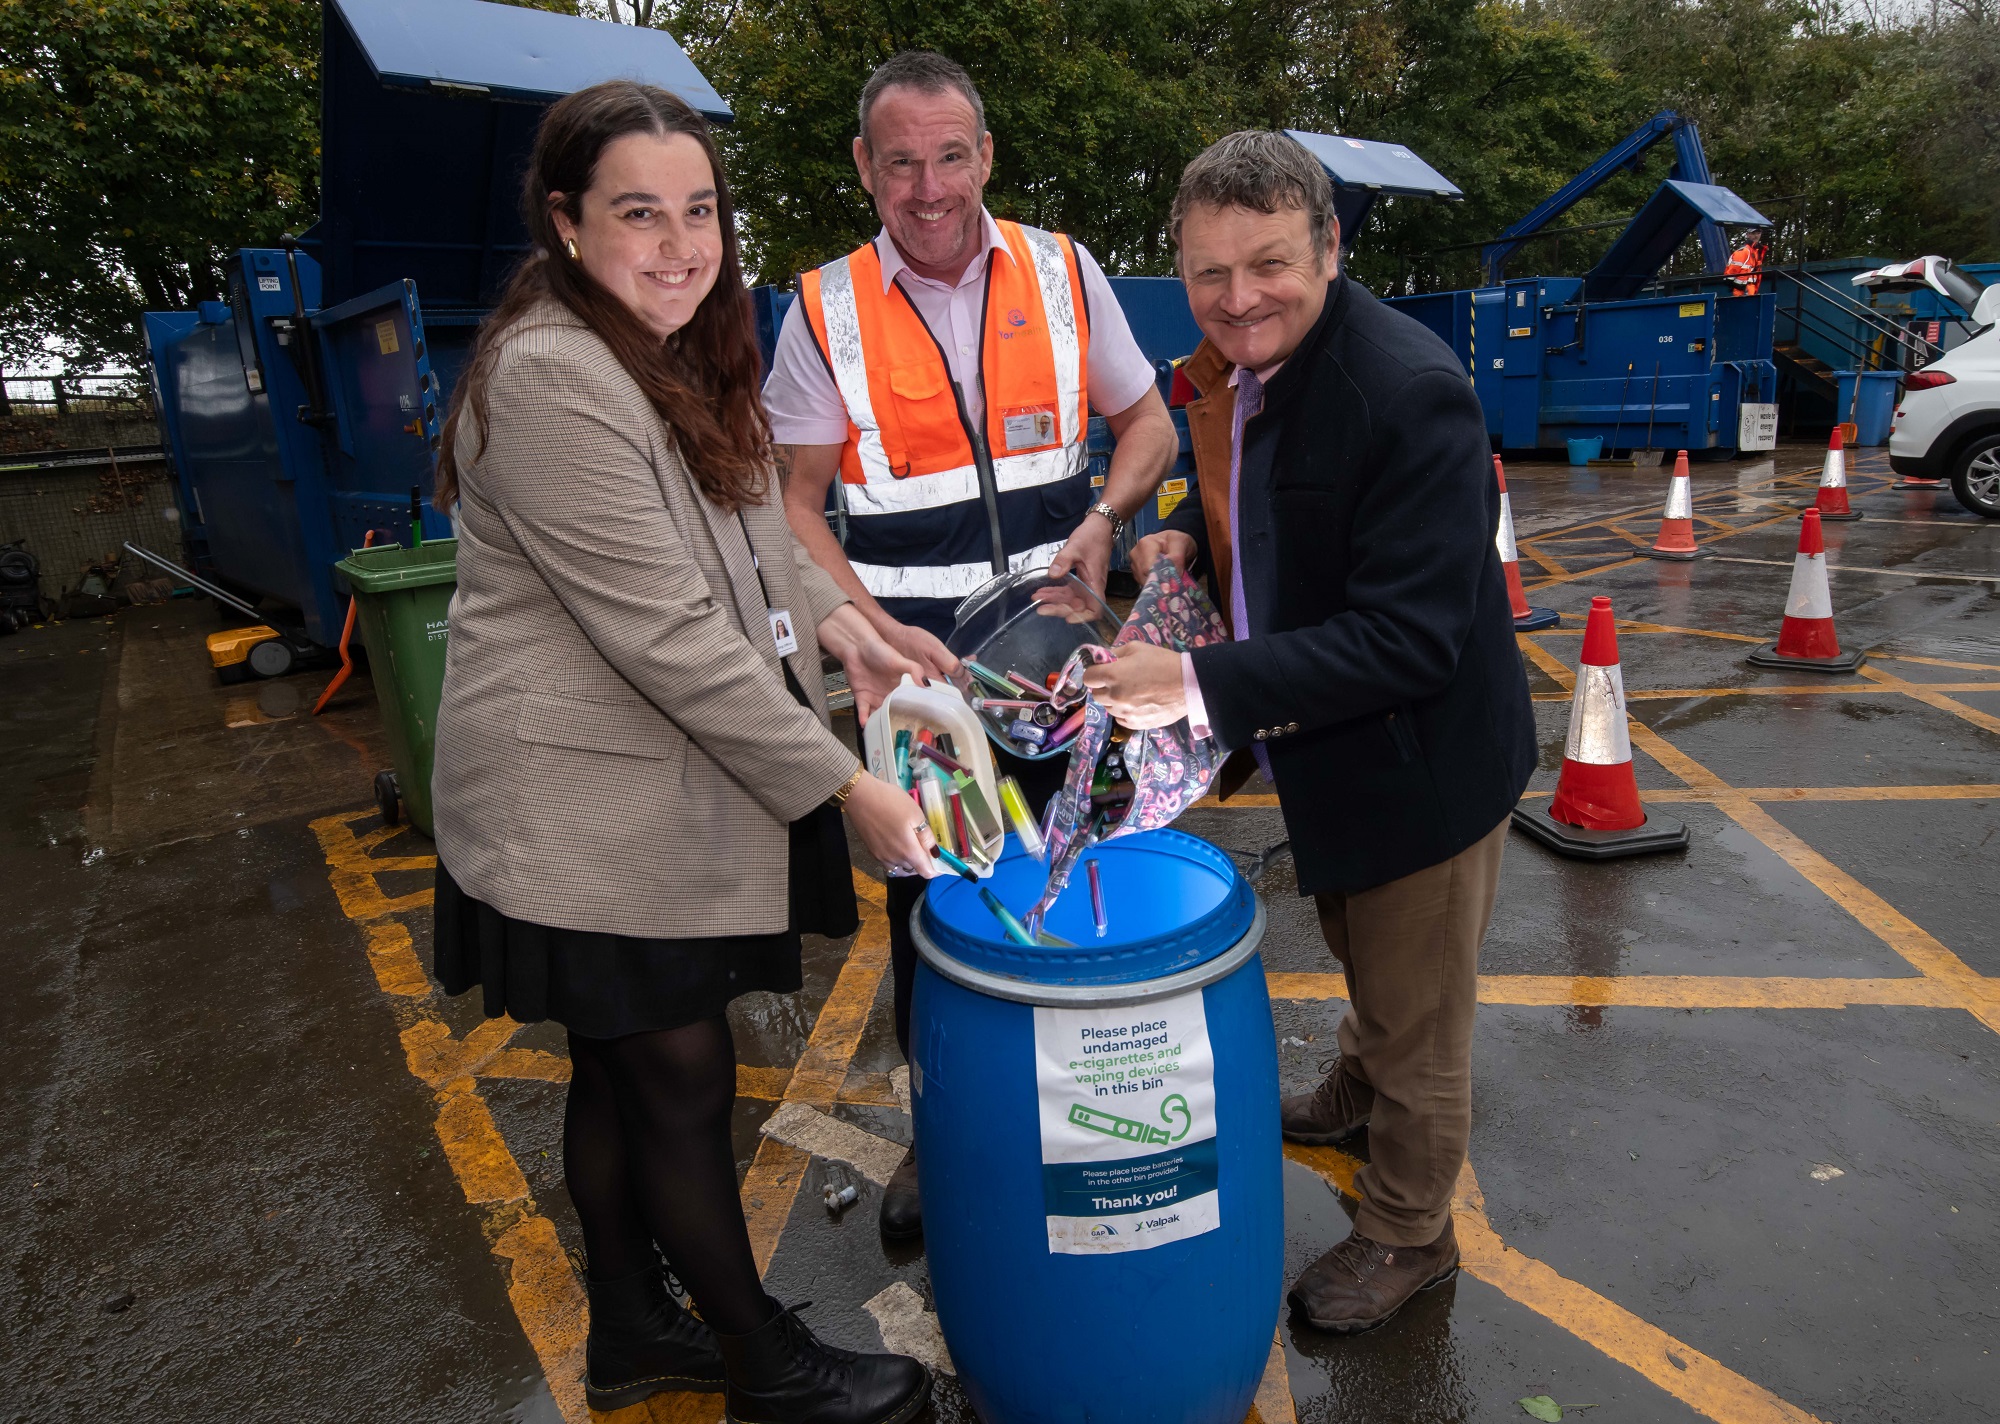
[
  {"xmin": 1288, "ymin": 1219, "xmax": 1459, "ymax": 1334},
  {"xmin": 1279, "ymin": 1055, "xmax": 1375, "ymax": 1145},
  {"xmin": 878, "ymin": 1147, "xmax": 921, "ymax": 1241}
]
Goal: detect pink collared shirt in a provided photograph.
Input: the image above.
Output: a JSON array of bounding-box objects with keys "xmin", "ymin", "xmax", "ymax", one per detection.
[{"xmin": 762, "ymin": 209, "xmax": 1158, "ymax": 443}]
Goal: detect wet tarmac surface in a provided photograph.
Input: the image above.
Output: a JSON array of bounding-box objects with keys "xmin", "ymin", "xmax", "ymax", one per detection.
[{"xmin": 3, "ymin": 442, "xmax": 1995, "ymax": 1423}]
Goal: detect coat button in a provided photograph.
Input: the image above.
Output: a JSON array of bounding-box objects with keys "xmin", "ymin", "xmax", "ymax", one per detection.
[
  {"xmin": 1286, "ymin": 721, "xmax": 1300, "ymax": 734},
  {"xmin": 1253, "ymin": 729, "xmax": 1268, "ymax": 741}
]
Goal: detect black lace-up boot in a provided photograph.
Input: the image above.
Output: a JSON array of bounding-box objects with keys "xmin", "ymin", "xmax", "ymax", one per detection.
[
  {"xmin": 717, "ymin": 1299, "xmax": 930, "ymax": 1424},
  {"xmin": 583, "ymin": 1264, "xmax": 725, "ymax": 1410}
]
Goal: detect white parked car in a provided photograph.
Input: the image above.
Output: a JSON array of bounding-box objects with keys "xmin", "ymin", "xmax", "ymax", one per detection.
[{"xmin": 1854, "ymin": 257, "xmax": 2000, "ymax": 517}]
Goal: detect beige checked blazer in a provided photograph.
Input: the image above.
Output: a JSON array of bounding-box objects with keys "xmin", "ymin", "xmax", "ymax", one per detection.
[{"xmin": 432, "ymin": 299, "xmax": 859, "ymax": 938}]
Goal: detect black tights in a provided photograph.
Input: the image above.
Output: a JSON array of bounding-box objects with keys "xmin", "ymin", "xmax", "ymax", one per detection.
[{"xmin": 563, "ymin": 1017, "xmax": 771, "ymax": 1335}]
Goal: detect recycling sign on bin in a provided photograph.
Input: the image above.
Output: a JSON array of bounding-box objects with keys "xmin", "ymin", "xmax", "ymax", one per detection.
[{"xmin": 1033, "ymin": 991, "xmax": 1219, "ymax": 1254}]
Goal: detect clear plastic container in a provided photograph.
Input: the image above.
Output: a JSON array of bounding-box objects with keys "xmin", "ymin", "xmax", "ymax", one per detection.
[{"xmin": 945, "ymin": 567, "xmax": 1121, "ymax": 761}]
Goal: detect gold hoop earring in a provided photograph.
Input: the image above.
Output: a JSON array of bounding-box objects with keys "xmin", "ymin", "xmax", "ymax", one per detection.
[{"xmin": 564, "ymin": 237, "xmax": 580, "ymax": 262}]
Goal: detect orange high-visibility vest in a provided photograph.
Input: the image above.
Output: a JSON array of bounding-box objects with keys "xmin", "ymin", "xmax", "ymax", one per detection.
[
  {"xmin": 1724, "ymin": 244, "xmax": 1764, "ymax": 296},
  {"xmin": 799, "ymin": 220, "xmax": 1092, "ymax": 605}
]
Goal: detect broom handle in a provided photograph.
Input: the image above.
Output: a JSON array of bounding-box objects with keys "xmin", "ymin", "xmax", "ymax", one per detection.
[{"xmin": 1608, "ymin": 364, "xmax": 1631, "ymax": 454}]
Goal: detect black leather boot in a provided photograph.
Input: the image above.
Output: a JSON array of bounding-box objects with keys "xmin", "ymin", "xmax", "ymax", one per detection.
[
  {"xmin": 878, "ymin": 1147, "xmax": 922, "ymax": 1241},
  {"xmin": 717, "ymin": 1299, "xmax": 930, "ymax": 1424},
  {"xmin": 583, "ymin": 1264, "xmax": 726, "ymax": 1410}
]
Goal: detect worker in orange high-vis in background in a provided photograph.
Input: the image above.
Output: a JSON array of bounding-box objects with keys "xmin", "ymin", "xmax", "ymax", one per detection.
[
  {"xmin": 763, "ymin": 50, "xmax": 1179, "ymax": 1245},
  {"xmin": 1725, "ymin": 227, "xmax": 1770, "ymax": 296}
]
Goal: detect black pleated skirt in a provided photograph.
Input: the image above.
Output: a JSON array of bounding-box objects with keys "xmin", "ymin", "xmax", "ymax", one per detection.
[{"xmin": 434, "ymin": 674, "xmax": 859, "ymax": 1040}]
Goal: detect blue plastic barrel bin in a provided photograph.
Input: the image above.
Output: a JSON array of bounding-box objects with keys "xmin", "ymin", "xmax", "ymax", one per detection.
[
  {"xmin": 911, "ymin": 830, "xmax": 1281, "ymax": 1424},
  {"xmin": 1567, "ymin": 436, "xmax": 1603, "ymax": 466},
  {"xmin": 1833, "ymin": 371, "xmax": 1901, "ymax": 447}
]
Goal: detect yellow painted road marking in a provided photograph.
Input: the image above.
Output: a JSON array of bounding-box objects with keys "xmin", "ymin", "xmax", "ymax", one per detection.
[
  {"xmin": 1200, "ymin": 783, "xmax": 2000, "ymax": 810},
  {"xmin": 1266, "ymin": 972, "xmax": 1956, "ymax": 1011},
  {"xmin": 1709, "ymin": 555, "xmax": 2000, "ymax": 586},
  {"xmin": 1857, "ymin": 663, "xmax": 2000, "ymax": 737},
  {"xmin": 1503, "ymin": 643, "xmax": 1998, "ymax": 1035},
  {"xmin": 1696, "ymin": 790, "xmax": 2000, "ymax": 1033},
  {"xmin": 1536, "ymin": 622, "xmax": 2000, "ymax": 677},
  {"xmin": 1518, "ymin": 543, "xmax": 1571, "ymax": 576},
  {"xmin": 1522, "ymin": 555, "xmax": 1643, "ymax": 590},
  {"xmin": 1287, "ymin": 1145, "xmax": 1828, "ymax": 1424},
  {"xmin": 310, "ymin": 812, "xmax": 599, "ymax": 1424},
  {"xmin": 739, "ymin": 869, "xmax": 893, "ymax": 1274},
  {"xmin": 1865, "ymin": 651, "xmax": 2000, "ymax": 673},
  {"xmin": 1552, "ymin": 682, "xmax": 2000, "ymax": 701}
]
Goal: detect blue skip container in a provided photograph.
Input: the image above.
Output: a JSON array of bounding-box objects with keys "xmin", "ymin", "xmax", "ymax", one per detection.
[{"xmin": 911, "ymin": 830, "xmax": 1280, "ymax": 1424}]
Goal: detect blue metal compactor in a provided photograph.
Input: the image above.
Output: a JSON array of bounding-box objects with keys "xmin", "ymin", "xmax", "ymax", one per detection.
[
  {"xmin": 143, "ymin": 0, "xmax": 729, "ymax": 646},
  {"xmin": 1385, "ymin": 112, "xmax": 1780, "ymax": 457}
]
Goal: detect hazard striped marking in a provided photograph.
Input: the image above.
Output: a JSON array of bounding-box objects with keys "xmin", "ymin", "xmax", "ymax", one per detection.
[
  {"xmin": 1507, "ymin": 643, "xmax": 2000, "ymax": 1036},
  {"xmin": 1856, "ymin": 663, "xmax": 2000, "ymax": 737},
  {"xmin": 1288, "ymin": 1146, "xmax": 1828, "ymax": 1424}
]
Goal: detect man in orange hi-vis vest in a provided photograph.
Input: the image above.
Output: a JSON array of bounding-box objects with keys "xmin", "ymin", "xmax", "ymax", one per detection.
[
  {"xmin": 764, "ymin": 50, "xmax": 1178, "ymax": 1244},
  {"xmin": 1725, "ymin": 227, "xmax": 1769, "ymax": 296}
]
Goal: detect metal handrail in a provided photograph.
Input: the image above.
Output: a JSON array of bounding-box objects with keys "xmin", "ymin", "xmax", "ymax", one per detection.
[
  {"xmin": 1652, "ymin": 264, "xmax": 1940, "ymax": 373},
  {"xmin": 1779, "ymin": 265, "xmax": 1940, "ymax": 368},
  {"xmin": 1783, "ymin": 303, "xmax": 1889, "ymax": 375}
]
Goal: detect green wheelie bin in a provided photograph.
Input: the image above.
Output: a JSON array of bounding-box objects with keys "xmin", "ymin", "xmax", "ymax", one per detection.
[{"xmin": 333, "ymin": 540, "xmax": 457, "ymax": 835}]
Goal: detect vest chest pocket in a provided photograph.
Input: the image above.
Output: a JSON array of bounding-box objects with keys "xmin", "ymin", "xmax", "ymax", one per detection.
[
  {"xmin": 887, "ymin": 363, "xmax": 949, "ymax": 402},
  {"xmin": 883, "ymin": 363, "xmax": 961, "ymax": 478}
]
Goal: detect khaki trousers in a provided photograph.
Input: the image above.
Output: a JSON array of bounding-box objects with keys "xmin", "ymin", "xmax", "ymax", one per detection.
[{"xmin": 1312, "ymin": 817, "xmax": 1508, "ymax": 1246}]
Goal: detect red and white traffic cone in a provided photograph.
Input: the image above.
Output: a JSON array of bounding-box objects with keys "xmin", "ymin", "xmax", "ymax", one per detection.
[
  {"xmin": 1642, "ymin": 450, "xmax": 1708, "ymax": 560},
  {"xmin": 1511, "ymin": 595, "xmax": 1688, "ymax": 859},
  {"xmin": 1495, "ymin": 456, "xmax": 1558, "ymax": 630},
  {"xmin": 1747, "ymin": 510, "xmax": 1868, "ymax": 673},
  {"xmin": 1802, "ymin": 428, "xmax": 1862, "ymax": 521}
]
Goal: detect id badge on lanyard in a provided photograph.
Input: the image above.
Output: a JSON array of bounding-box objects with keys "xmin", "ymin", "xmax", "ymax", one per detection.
[{"xmin": 738, "ymin": 511, "xmax": 797, "ymax": 658}]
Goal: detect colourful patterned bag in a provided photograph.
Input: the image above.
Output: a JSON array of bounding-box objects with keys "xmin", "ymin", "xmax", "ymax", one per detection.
[{"xmin": 1028, "ymin": 560, "xmax": 1230, "ymax": 924}]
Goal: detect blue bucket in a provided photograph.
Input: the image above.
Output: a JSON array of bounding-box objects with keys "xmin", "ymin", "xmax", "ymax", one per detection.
[
  {"xmin": 912, "ymin": 830, "xmax": 1280, "ymax": 1424},
  {"xmin": 1567, "ymin": 436, "xmax": 1603, "ymax": 465}
]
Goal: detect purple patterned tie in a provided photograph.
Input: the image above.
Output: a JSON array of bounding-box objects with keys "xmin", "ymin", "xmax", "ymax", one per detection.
[{"xmin": 1228, "ymin": 370, "xmax": 1272, "ymax": 782}]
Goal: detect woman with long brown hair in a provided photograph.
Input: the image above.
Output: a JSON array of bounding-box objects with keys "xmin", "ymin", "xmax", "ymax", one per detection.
[{"xmin": 429, "ymin": 81, "xmax": 933, "ymax": 1424}]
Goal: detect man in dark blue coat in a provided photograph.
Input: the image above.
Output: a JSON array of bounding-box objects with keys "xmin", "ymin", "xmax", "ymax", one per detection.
[{"xmin": 1085, "ymin": 130, "xmax": 1536, "ymax": 1334}]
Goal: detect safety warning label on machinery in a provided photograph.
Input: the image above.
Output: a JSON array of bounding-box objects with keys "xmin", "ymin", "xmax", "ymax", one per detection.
[{"xmin": 1033, "ymin": 990, "xmax": 1218, "ymax": 1255}]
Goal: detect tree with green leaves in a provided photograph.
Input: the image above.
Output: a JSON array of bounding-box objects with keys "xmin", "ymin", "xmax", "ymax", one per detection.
[
  {"xmin": 659, "ymin": 0, "xmax": 1629, "ymax": 293},
  {"xmin": 660, "ymin": 0, "xmax": 1305, "ymax": 283},
  {"xmin": 0, "ymin": 0, "xmax": 321, "ymax": 368}
]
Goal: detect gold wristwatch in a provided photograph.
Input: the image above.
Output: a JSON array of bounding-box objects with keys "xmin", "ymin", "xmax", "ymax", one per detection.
[{"xmin": 831, "ymin": 764, "xmax": 866, "ymax": 808}]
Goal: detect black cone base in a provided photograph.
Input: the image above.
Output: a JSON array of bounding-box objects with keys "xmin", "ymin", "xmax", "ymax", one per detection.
[
  {"xmin": 1797, "ymin": 505, "xmax": 1863, "ymax": 521},
  {"xmin": 1640, "ymin": 547, "xmax": 1712, "ymax": 561},
  {"xmin": 1513, "ymin": 607, "xmax": 1560, "ymax": 631},
  {"xmin": 1745, "ymin": 642, "xmax": 1868, "ymax": 673},
  {"xmin": 1511, "ymin": 804, "xmax": 1690, "ymax": 860}
]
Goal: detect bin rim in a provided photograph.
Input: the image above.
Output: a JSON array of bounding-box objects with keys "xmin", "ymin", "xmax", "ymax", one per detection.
[
  {"xmin": 335, "ymin": 539, "xmax": 459, "ymax": 592},
  {"xmin": 911, "ymin": 898, "xmax": 1265, "ymax": 1007}
]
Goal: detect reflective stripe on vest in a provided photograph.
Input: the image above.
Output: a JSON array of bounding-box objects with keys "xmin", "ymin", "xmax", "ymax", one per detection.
[
  {"xmin": 848, "ymin": 538, "xmax": 1072, "ymax": 602},
  {"xmin": 800, "ymin": 221, "xmax": 1091, "ymax": 601}
]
